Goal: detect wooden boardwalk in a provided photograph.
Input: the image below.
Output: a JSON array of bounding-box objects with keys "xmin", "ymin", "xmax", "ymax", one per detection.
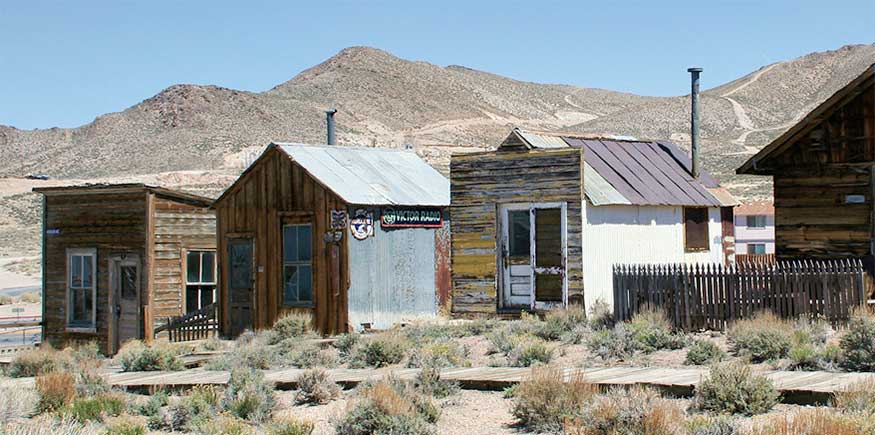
[{"xmin": 105, "ymin": 366, "xmax": 875, "ymax": 404}]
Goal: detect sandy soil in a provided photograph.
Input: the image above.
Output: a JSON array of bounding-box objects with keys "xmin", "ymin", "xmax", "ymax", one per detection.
[{"xmin": 0, "ymin": 257, "xmax": 40, "ymax": 294}]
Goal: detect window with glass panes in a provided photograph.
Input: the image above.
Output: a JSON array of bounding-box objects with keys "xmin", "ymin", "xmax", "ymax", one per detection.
[
  {"xmin": 67, "ymin": 248, "xmax": 96, "ymax": 328},
  {"xmin": 185, "ymin": 250, "xmax": 216, "ymax": 312},
  {"xmin": 283, "ymin": 224, "xmax": 313, "ymax": 306}
]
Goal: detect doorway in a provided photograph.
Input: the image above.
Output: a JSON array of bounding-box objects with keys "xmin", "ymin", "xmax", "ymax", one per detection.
[
  {"xmin": 499, "ymin": 203, "xmax": 567, "ymax": 310},
  {"xmin": 110, "ymin": 253, "xmax": 140, "ymax": 354},
  {"xmin": 227, "ymin": 238, "xmax": 254, "ymax": 336}
]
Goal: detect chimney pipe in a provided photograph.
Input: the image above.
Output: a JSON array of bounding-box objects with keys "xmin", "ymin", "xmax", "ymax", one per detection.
[
  {"xmin": 688, "ymin": 67, "xmax": 702, "ymax": 179},
  {"xmin": 325, "ymin": 108, "xmax": 337, "ymax": 145}
]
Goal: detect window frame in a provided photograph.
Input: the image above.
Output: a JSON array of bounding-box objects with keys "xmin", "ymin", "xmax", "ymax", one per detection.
[
  {"xmin": 282, "ymin": 222, "xmax": 314, "ymax": 308},
  {"xmin": 66, "ymin": 247, "xmax": 97, "ymax": 332},
  {"xmin": 747, "ymin": 243, "xmax": 767, "ymax": 255},
  {"xmin": 746, "ymin": 215, "xmax": 767, "ymax": 229},
  {"xmin": 183, "ymin": 249, "xmax": 217, "ymax": 313},
  {"xmin": 683, "ymin": 207, "xmax": 710, "ymax": 253}
]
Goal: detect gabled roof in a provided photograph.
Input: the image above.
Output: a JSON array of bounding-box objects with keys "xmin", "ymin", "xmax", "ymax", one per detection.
[
  {"xmin": 216, "ymin": 143, "xmax": 449, "ymax": 207},
  {"xmin": 32, "ymin": 183, "xmax": 213, "ymax": 207},
  {"xmin": 502, "ymin": 129, "xmax": 736, "ymax": 207},
  {"xmin": 737, "ymin": 64, "xmax": 875, "ymax": 175}
]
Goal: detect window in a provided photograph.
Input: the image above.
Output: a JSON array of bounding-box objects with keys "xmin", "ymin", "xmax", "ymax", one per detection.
[
  {"xmin": 283, "ymin": 224, "xmax": 313, "ymax": 306},
  {"xmin": 185, "ymin": 250, "xmax": 216, "ymax": 312},
  {"xmin": 67, "ymin": 248, "xmax": 96, "ymax": 329},
  {"xmin": 747, "ymin": 243, "xmax": 767, "ymax": 255},
  {"xmin": 746, "ymin": 215, "xmax": 767, "ymax": 228},
  {"xmin": 684, "ymin": 207, "xmax": 709, "ymax": 252},
  {"xmin": 508, "ymin": 210, "xmax": 531, "ymax": 257}
]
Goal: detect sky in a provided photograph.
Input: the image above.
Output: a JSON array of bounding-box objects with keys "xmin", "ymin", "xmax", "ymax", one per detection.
[{"xmin": 1, "ymin": 0, "xmax": 874, "ymax": 130}]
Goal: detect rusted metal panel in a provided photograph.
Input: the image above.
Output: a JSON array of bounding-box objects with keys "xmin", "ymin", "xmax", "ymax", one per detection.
[
  {"xmin": 347, "ymin": 207, "xmax": 440, "ymax": 330},
  {"xmin": 434, "ymin": 210, "xmax": 452, "ymax": 313}
]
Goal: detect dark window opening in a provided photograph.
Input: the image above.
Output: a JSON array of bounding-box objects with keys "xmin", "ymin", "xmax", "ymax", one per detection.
[
  {"xmin": 684, "ymin": 207, "xmax": 709, "ymax": 252},
  {"xmin": 185, "ymin": 251, "xmax": 216, "ymax": 312},
  {"xmin": 283, "ymin": 224, "xmax": 313, "ymax": 306}
]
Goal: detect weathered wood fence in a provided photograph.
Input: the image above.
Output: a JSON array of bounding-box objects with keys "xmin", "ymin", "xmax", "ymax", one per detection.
[
  {"xmin": 154, "ymin": 303, "xmax": 218, "ymax": 342},
  {"xmin": 613, "ymin": 259, "xmax": 866, "ymax": 331},
  {"xmin": 736, "ymin": 253, "xmax": 776, "ymax": 265}
]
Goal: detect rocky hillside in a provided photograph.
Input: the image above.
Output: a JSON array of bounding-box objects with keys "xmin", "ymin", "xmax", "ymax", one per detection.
[{"xmin": 2, "ymin": 44, "xmax": 875, "ymax": 197}]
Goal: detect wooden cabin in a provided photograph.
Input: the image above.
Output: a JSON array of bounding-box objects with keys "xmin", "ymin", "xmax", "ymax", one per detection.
[
  {"xmin": 450, "ymin": 129, "xmax": 736, "ymax": 314},
  {"xmin": 33, "ymin": 184, "xmax": 216, "ymax": 354},
  {"xmin": 213, "ymin": 143, "xmax": 450, "ymax": 336},
  {"xmin": 737, "ymin": 64, "xmax": 875, "ymax": 270}
]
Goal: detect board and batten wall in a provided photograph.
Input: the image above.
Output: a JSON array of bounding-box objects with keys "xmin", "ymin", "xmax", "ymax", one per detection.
[
  {"xmin": 215, "ymin": 147, "xmax": 349, "ymax": 335},
  {"xmin": 347, "ymin": 207, "xmax": 444, "ymax": 330},
  {"xmin": 41, "ymin": 192, "xmax": 147, "ymax": 354},
  {"xmin": 150, "ymin": 195, "xmax": 216, "ymax": 325},
  {"xmin": 581, "ymin": 203, "xmax": 723, "ymax": 310},
  {"xmin": 450, "ymin": 148, "xmax": 584, "ymax": 314}
]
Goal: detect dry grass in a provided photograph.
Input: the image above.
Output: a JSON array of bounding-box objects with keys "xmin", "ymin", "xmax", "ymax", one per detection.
[
  {"xmin": 294, "ymin": 368, "xmax": 340, "ymax": 405},
  {"xmin": 34, "ymin": 371, "xmax": 75, "ymax": 413},
  {"xmin": 7, "ymin": 345, "xmax": 67, "ymax": 378},
  {"xmin": 749, "ymin": 408, "xmax": 874, "ymax": 435},
  {"xmin": 728, "ymin": 311, "xmax": 793, "ymax": 362},
  {"xmin": 833, "ymin": 378, "xmax": 875, "ymax": 414},
  {"xmin": 511, "ymin": 366, "xmax": 598, "ymax": 432},
  {"xmin": 0, "ymin": 384, "xmax": 38, "ymax": 424},
  {"xmin": 564, "ymin": 386, "xmax": 684, "ymax": 435}
]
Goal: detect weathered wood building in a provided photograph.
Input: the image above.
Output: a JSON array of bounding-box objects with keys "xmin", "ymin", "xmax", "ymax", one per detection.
[
  {"xmin": 34, "ymin": 184, "xmax": 216, "ymax": 354},
  {"xmin": 737, "ymin": 64, "xmax": 875, "ymax": 267},
  {"xmin": 451, "ymin": 129, "xmax": 736, "ymax": 314},
  {"xmin": 213, "ymin": 143, "xmax": 450, "ymax": 336}
]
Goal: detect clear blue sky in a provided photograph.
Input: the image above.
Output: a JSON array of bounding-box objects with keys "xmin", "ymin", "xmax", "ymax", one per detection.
[{"xmin": 1, "ymin": 0, "xmax": 873, "ymax": 130}]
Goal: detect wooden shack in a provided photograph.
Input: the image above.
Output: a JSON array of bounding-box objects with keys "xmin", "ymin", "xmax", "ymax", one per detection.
[
  {"xmin": 213, "ymin": 143, "xmax": 450, "ymax": 336},
  {"xmin": 737, "ymin": 64, "xmax": 875, "ymax": 268},
  {"xmin": 33, "ymin": 184, "xmax": 216, "ymax": 354},
  {"xmin": 450, "ymin": 129, "xmax": 736, "ymax": 314}
]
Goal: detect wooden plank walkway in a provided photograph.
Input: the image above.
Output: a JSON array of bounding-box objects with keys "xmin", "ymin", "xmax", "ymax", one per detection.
[{"xmin": 104, "ymin": 366, "xmax": 875, "ymax": 404}]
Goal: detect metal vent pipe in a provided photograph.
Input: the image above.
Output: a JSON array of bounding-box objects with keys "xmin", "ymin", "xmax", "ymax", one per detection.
[
  {"xmin": 326, "ymin": 109, "xmax": 337, "ymax": 145},
  {"xmin": 688, "ymin": 67, "xmax": 702, "ymax": 179}
]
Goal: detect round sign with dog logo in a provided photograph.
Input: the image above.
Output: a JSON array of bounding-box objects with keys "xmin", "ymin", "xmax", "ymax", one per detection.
[{"xmin": 349, "ymin": 209, "xmax": 374, "ymax": 240}]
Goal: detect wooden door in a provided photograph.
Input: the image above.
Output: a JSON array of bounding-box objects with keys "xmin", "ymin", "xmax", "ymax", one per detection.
[
  {"xmin": 110, "ymin": 253, "xmax": 140, "ymax": 353},
  {"xmin": 228, "ymin": 238, "xmax": 254, "ymax": 336},
  {"xmin": 532, "ymin": 206, "xmax": 566, "ymax": 310},
  {"xmin": 500, "ymin": 205, "xmax": 533, "ymax": 308}
]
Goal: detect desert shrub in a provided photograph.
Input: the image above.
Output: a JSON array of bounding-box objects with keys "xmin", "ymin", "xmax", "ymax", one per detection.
[
  {"xmin": 35, "ymin": 371, "xmax": 76, "ymax": 413},
  {"xmin": 406, "ymin": 341, "xmax": 468, "ymax": 368},
  {"xmin": 486, "ymin": 326, "xmax": 517, "ymax": 355},
  {"xmin": 103, "ymin": 415, "xmax": 147, "ymax": 435},
  {"xmin": 565, "ymin": 386, "xmax": 684, "ymax": 435},
  {"xmin": 586, "ymin": 323, "xmax": 637, "ymax": 360},
  {"xmin": 206, "ymin": 333, "xmax": 275, "ymax": 370},
  {"xmin": 727, "ymin": 311, "xmax": 793, "ymax": 362},
  {"xmin": 834, "ymin": 378, "xmax": 875, "ymax": 414},
  {"xmin": 295, "ymin": 368, "xmax": 340, "ymax": 404},
  {"xmin": 693, "ymin": 362, "xmax": 780, "ymax": 415},
  {"xmin": 8, "ymin": 346, "xmax": 67, "ymax": 377},
  {"xmin": 350, "ymin": 332, "xmax": 410, "ymax": 368},
  {"xmin": 134, "ymin": 390, "xmax": 168, "ymax": 418},
  {"xmin": 457, "ymin": 318, "xmax": 497, "ymax": 336},
  {"xmin": 684, "ymin": 415, "xmax": 741, "ymax": 435},
  {"xmin": 266, "ymin": 414, "xmax": 315, "ymax": 435},
  {"xmin": 19, "ymin": 292, "xmax": 41, "ymax": 304},
  {"xmin": 508, "ymin": 337, "xmax": 552, "ymax": 367},
  {"xmin": 0, "ymin": 384, "xmax": 38, "ymax": 423},
  {"xmin": 840, "ymin": 308, "xmax": 875, "ymax": 372},
  {"xmin": 64, "ymin": 393, "xmax": 125, "ymax": 422},
  {"xmin": 115, "ymin": 341, "xmax": 182, "ymax": 372},
  {"xmin": 561, "ymin": 324, "xmax": 591, "ymax": 345},
  {"xmin": 0, "ymin": 294, "xmax": 13, "ymax": 304},
  {"xmin": 414, "ymin": 364, "xmax": 459, "ymax": 398},
  {"xmin": 164, "ymin": 385, "xmax": 220, "ymax": 431},
  {"xmin": 685, "ymin": 340, "xmax": 726, "ymax": 365},
  {"xmin": 749, "ymin": 408, "xmax": 874, "ymax": 435},
  {"xmin": 534, "ymin": 306, "xmax": 587, "ymax": 341},
  {"xmin": 222, "ymin": 367, "xmax": 276, "ymax": 423},
  {"xmin": 197, "ymin": 337, "xmax": 225, "ymax": 352},
  {"xmin": 333, "ymin": 332, "xmax": 360, "ymax": 356},
  {"xmin": 511, "ymin": 366, "xmax": 598, "ymax": 432},
  {"xmin": 192, "ymin": 413, "xmax": 253, "ymax": 435},
  {"xmin": 278, "ymin": 339, "xmax": 338, "ymax": 369},
  {"xmin": 268, "ymin": 312, "xmax": 315, "ymax": 344},
  {"xmin": 588, "ymin": 298, "xmax": 615, "ymax": 330},
  {"xmin": 335, "ymin": 380, "xmax": 438, "ymax": 435},
  {"xmin": 627, "ymin": 305, "xmax": 686, "ymax": 353}
]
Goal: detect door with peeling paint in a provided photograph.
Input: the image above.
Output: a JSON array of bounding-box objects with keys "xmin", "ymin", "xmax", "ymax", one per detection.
[{"xmin": 500, "ymin": 203, "xmax": 567, "ymax": 310}]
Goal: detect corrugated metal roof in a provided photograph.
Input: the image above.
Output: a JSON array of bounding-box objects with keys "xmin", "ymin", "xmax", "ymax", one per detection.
[
  {"xmin": 509, "ymin": 130, "xmax": 735, "ymax": 207},
  {"xmin": 276, "ymin": 143, "xmax": 450, "ymax": 206}
]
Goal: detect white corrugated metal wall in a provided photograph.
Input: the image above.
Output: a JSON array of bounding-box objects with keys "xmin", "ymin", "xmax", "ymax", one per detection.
[{"xmin": 581, "ymin": 203, "xmax": 723, "ymax": 310}]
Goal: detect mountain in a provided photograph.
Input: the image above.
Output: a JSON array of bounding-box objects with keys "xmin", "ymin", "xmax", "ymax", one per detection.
[{"xmin": 2, "ymin": 44, "xmax": 875, "ymax": 259}]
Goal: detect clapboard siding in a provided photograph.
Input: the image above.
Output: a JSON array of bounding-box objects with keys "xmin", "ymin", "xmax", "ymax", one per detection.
[
  {"xmin": 215, "ymin": 147, "xmax": 349, "ymax": 335},
  {"xmin": 42, "ymin": 192, "xmax": 147, "ymax": 354},
  {"xmin": 450, "ymin": 148, "xmax": 584, "ymax": 314},
  {"xmin": 150, "ymin": 195, "xmax": 216, "ymax": 322}
]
